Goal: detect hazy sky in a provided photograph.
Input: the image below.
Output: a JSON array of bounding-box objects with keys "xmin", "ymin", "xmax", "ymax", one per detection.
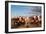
[{"xmin": 11, "ymin": 5, "xmax": 41, "ymax": 17}]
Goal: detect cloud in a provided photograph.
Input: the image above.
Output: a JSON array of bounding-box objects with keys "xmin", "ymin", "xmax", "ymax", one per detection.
[{"xmin": 27, "ymin": 6, "xmax": 41, "ymax": 16}]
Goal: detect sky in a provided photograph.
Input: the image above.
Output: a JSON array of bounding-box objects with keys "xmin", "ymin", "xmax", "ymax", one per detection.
[{"xmin": 11, "ymin": 5, "xmax": 41, "ymax": 17}]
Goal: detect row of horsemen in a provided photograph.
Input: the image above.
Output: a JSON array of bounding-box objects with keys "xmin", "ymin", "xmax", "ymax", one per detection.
[{"xmin": 11, "ymin": 16, "xmax": 41, "ymax": 28}]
